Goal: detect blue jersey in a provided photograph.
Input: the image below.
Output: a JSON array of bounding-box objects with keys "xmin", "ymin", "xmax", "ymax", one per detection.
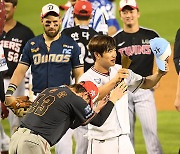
[
  {"xmin": 89, "ymin": 0, "xmax": 120, "ymax": 30},
  {"xmin": 20, "ymin": 34, "xmax": 83, "ymax": 93},
  {"xmin": 61, "ymin": 6, "xmax": 108, "ymax": 34}
]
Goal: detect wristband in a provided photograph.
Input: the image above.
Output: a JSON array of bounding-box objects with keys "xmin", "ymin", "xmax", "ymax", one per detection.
[{"xmin": 5, "ymin": 83, "xmax": 17, "ymax": 96}]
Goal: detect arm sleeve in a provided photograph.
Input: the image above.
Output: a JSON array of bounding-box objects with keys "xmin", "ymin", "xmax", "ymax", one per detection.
[
  {"xmin": 70, "ymin": 100, "xmax": 114, "ymax": 128},
  {"xmin": 89, "ymin": 101, "xmax": 114, "ymax": 127}
]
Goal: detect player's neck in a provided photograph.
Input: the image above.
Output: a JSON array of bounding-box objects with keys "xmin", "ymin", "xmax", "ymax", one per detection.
[
  {"xmin": 4, "ymin": 19, "xmax": 17, "ymax": 33},
  {"xmin": 93, "ymin": 63, "xmax": 109, "ymax": 75},
  {"xmin": 123, "ymin": 24, "xmax": 139, "ymax": 33}
]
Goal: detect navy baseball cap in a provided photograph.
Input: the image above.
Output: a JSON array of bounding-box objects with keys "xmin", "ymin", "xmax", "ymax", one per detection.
[
  {"xmin": 80, "ymin": 81, "xmax": 99, "ymax": 107},
  {"xmin": 149, "ymin": 37, "xmax": 171, "ymax": 71}
]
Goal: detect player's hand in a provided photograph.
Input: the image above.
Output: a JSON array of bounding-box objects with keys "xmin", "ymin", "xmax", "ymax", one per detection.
[
  {"xmin": 109, "ymin": 81, "xmax": 127, "ymax": 104},
  {"xmin": 113, "ymin": 68, "xmax": 129, "ymax": 83},
  {"xmin": 174, "ymin": 97, "xmax": 180, "ymax": 112},
  {"xmin": 158, "ymin": 61, "xmax": 169, "ymax": 76},
  {"xmin": 5, "ymin": 96, "xmax": 16, "ymax": 107},
  {"xmin": 1, "ymin": 102, "xmax": 9, "ymax": 119},
  {"xmin": 93, "ymin": 97, "xmax": 108, "ymax": 113}
]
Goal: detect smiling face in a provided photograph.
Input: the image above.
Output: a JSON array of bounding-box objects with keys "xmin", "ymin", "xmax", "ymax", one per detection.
[
  {"xmin": 120, "ymin": 6, "xmax": 140, "ymax": 28},
  {"xmin": 4, "ymin": 1, "xmax": 16, "ymax": 22},
  {"xmin": 41, "ymin": 15, "xmax": 61, "ymax": 38}
]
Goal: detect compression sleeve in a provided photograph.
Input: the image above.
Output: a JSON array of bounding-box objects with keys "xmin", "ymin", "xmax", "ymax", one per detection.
[{"xmin": 89, "ymin": 101, "xmax": 114, "ymax": 127}]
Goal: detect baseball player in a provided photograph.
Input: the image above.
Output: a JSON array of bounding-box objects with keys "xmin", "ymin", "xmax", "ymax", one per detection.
[
  {"xmin": 8, "ymin": 81, "xmax": 126, "ymax": 154},
  {"xmin": 0, "ymin": 1, "xmax": 10, "ymax": 153},
  {"xmin": 78, "ymin": 35, "xmax": 168, "ymax": 154},
  {"xmin": 89, "ymin": 0, "xmax": 120, "ymax": 36},
  {"xmin": 113, "ymin": 0, "xmax": 163, "ymax": 153},
  {"xmin": 174, "ymin": 28, "xmax": 180, "ymax": 111},
  {"xmin": 5, "ymin": 2, "xmax": 84, "ymax": 108},
  {"xmin": 1, "ymin": 0, "xmax": 34, "ymax": 134},
  {"xmin": 60, "ymin": 1, "xmax": 99, "ymax": 153},
  {"xmin": 57, "ymin": 1, "xmax": 99, "ymax": 154},
  {"xmin": 61, "ymin": 0, "xmax": 108, "ymax": 34}
]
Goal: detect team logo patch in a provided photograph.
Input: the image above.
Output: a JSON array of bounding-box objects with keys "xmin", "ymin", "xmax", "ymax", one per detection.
[
  {"xmin": 94, "ymin": 78, "xmax": 101, "ymax": 84},
  {"xmin": 84, "ymin": 105, "xmax": 93, "ymax": 119},
  {"xmin": 31, "ymin": 47, "xmax": 39, "ymax": 53}
]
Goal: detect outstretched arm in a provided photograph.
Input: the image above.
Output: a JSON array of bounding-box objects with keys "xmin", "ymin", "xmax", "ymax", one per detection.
[
  {"xmin": 5, "ymin": 63, "xmax": 29, "ymax": 106},
  {"xmin": 141, "ymin": 62, "xmax": 169, "ymax": 89}
]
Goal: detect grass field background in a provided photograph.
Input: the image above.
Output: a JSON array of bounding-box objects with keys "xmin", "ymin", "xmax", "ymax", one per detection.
[{"xmin": 1, "ymin": 0, "xmax": 180, "ymax": 154}]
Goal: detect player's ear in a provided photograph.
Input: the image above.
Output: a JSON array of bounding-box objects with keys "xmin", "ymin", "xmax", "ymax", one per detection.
[{"xmin": 94, "ymin": 52, "xmax": 100, "ymax": 60}]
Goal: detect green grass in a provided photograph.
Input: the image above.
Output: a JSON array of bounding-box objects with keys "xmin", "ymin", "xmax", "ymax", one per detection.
[
  {"xmin": 2, "ymin": 111, "xmax": 180, "ymax": 154},
  {"xmin": 14, "ymin": 0, "xmax": 180, "ymax": 43}
]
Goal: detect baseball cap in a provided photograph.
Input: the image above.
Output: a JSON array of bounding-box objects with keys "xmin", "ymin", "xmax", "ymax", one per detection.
[
  {"xmin": 41, "ymin": 3, "xmax": 60, "ymax": 18},
  {"xmin": 74, "ymin": 0, "xmax": 92, "ymax": 17},
  {"xmin": 80, "ymin": 81, "xmax": 99, "ymax": 107},
  {"xmin": 119, "ymin": 0, "xmax": 138, "ymax": 11},
  {"xmin": 149, "ymin": 37, "xmax": 171, "ymax": 71}
]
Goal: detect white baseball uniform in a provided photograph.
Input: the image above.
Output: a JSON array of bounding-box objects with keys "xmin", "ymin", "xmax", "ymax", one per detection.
[
  {"xmin": 79, "ymin": 64, "xmax": 145, "ymax": 154},
  {"xmin": 0, "ymin": 45, "xmax": 9, "ymax": 152}
]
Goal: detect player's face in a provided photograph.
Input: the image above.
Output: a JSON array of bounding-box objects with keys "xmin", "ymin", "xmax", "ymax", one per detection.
[
  {"xmin": 4, "ymin": 2, "xmax": 16, "ymax": 21},
  {"xmin": 42, "ymin": 15, "xmax": 61, "ymax": 38},
  {"xmin": 78, "ymin": 92, "xmax": 91, "ymax": 104},
  {"xmin": 97, "ymin": 48, "xmax": 116, "ymax": 70},
  {"xmin": 120, "ymin": 8, "xmax": 140, "ymax": 28}
]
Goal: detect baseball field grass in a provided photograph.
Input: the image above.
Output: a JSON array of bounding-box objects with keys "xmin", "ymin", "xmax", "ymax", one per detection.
[
  {"xmin": 1, "ymin": 0, "xmax": 179, "ymax": 154},
  {"xmin": 2, "ymin": 111, "xmax": 180, "ymax": 154}
]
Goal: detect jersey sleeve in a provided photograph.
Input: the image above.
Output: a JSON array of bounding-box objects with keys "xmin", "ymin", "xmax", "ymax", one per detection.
[
  {"xmin": 71, "ymin": 41, "xmax": 84, "ymax": 68},
  {"xmin": 127, "ymin": 69, "xmax": 145, "ymax": 93},
  {"xmin": 72, "ymin": 96, "xmax": 96, "ymax": 125},
  {"xmin": 174, "ymin": 28, "xmax": 180, "ymax": 74},
  {"xmin": 0, "ymin": 45, "xmax": 8, "ymax": 72},
  {"xmin": 19, "ymin": 40, "xmax": 32, "ymax": 66}
]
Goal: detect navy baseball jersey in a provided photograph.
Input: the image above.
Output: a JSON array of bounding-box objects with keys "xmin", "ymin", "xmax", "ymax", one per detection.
[
  {"xmin": 0, "ymin": 22, "xmax": 34, "ymax": 77},
  {"xmin": 174, "ymin": 28, "xmax": 180, "ymax": 74},
  {"xmin": 114, "ymin": 27, "xmax": 159, "ymax": 76},
  {"xmin": 21, "ymin": 86, "xmax": 114, "ymax": 146},
  {"xmin": 19, "ymin": 34, "xmax": 83, "ymax": 93},
  {"xmin": 61, "ymin": 25, "xmax": 98, "ymax": 71}
]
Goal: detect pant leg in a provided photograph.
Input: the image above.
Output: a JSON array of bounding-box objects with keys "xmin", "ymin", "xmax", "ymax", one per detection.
[
  {"xmin": 74, "ymin": 126, "xmax": 88, "ymax": 154},
  {"xmin": 134, "ymin": 89, "xmax": 162, "ymax": 154},
  {"xmin": 55, "ymin": 128, "xmax": 73, "ymax": 154},
  {"xmin": 128, "ymin": 91, "xmax": 136, "ymax": 147}
]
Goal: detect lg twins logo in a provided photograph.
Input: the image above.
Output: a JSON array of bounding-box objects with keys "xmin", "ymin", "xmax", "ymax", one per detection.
[{"xmin": 89, "ymin": 90, "xmax": 96, "ymax": 97}]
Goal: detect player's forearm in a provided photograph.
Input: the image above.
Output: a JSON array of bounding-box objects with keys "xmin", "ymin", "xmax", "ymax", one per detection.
[
  {"xmin": 89, "ymin": 101, "xmax": 114, "ymax": 127},
  {"xmin": 174, "ymin": 73, "xmax": 180, "ymax": 111},
  {"xmin": 98, "ymin": 79, "xmax": 117, "ymax": 100},
  {"xmin": 141, "ymin": 71, "xmax": 164, "ymax": 89},
  {"xmin": 73, "ymin": 67, "xmax": 84, "ymax": 83},
  {"xmin": 5, "ymin": 64, "xmax": 28, "ymax": 97}
]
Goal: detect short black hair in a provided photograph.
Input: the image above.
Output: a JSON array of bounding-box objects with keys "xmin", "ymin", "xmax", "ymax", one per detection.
[
  {"xmin": 74, "ymin": 14, "xmax": 91, "ymax": 20},
  {"xmin": 4, "ymin": 0, "xmax": 17, "ymax": 6},
  {"xmin": 43, "ymin": 12, "xmax": 60, "ymax": 18}
]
